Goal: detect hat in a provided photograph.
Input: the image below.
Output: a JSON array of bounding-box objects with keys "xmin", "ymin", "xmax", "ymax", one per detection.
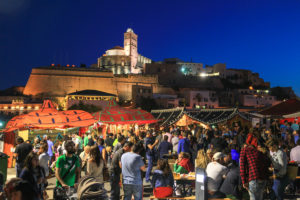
[
  {"xmin": 213, "ymin": 152, "xmax": 225, "ymax": 160},
  {"xmin": 43, "ymin": 134, "xmax": 47, "ymax": 139}
]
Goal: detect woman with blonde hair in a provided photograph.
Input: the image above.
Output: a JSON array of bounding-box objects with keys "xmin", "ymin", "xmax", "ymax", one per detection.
[
  {"xmin": 80, "ymin": 145, "xmax": 91, "ymax": 174},
  {"xmin": 195, "ymin": 149, "xmax": 210, "ymax": 169}
]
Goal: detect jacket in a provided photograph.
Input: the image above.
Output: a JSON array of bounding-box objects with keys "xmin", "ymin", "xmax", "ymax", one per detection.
[{"xmin": 151, "ymin": 169, "xmax": 174, "ymax": 188}]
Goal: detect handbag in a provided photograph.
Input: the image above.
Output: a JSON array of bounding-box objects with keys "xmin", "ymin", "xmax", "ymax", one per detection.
[{"xmin": 153, "ymin": 186, "xmax": 173, "ymax": 198}]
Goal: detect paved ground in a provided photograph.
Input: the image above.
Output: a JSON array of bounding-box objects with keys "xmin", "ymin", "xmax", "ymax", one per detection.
[
  {"xmin": 7, "ymin": 168, "xmax": 153, "ymax": 200},
  {"xmin": 6, "ymin": 168, "xmax": 300, "ymax": 200}
]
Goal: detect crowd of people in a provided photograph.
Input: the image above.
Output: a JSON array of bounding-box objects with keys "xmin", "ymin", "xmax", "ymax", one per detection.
[{"xmin": 0, "ymin": 119, "xmax": 299, "ymax": 200}]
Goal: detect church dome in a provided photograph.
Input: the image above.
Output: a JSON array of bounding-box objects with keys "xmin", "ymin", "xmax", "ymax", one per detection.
[
  {"xmin": 126, "ymin": 28, "xmax": 134, "ymax": 33},
  {"xmin": 106, "ymin": 46, "xmax": 125, "ymax": 56},
  {"xmin": 109, "ymin": 46, "xmax": 124, "ymax": 50}
]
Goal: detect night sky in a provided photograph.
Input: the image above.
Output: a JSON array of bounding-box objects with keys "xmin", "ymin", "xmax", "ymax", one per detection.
[{"xmin": 0, "ymin": 0, "xmax": 300, "ymax": 96}]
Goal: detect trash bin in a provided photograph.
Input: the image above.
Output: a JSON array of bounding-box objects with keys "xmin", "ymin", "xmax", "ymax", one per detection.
[{"xmin": 0, "ymin": 152, "xmax": 9, "ymax": 184}]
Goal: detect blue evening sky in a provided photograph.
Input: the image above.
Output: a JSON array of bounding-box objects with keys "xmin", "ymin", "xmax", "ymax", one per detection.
[{"xmin": 0, "ymin": 0, "xmax": 299, "ymax": 96}]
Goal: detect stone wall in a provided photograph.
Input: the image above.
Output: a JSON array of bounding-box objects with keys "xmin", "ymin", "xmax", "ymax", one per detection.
[
  {"xmin": 23, "ymin": 67, "xmax": 117, "ymax": 97},
  {"xmin": 23, "ymin": 67, "xmax": 161, "ymax": 102}
]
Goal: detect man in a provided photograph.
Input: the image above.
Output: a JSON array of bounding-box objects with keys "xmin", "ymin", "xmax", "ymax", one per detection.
[
  {"xmin": 105, "ymin": 133, "xmax": 114, "ymax": 148},
  {"xmin": 109, "ymin": 141, "xmax": 133, "ymax": 200},
  {"xmin": 83, "ymin": 132, "xmax": 89, "ymax": 147},
  {"xmin": 171, "ymin": 131, "xmax": 180, "ymax": 153},
  {"xmin": 177, "ymin": 132, "xmax": 191, "ymax": 155},
  {"xmin": 206, "ymin": 152, "xmax": 228, "ymax": 198},
  {"xmin": 163, "ymin": 128, "xmax": 173, "ymax": 143},
  {"xmin": 266, "ymin": 139, "xmax": 289, "ymax": 200},
  {"xmin": 136, "ymin": 132, "xmax": 146, "ymax": 162},
  {"xmin": 290, "ymin": 139, "xmax": 300, "ymax": 193},
  {"xmin": 158, "ymin": 135, "xmax": 173, "ymax": 159},
  {"xmin": 113, "ymin": 135, "xmax": 126, "ymax": 153},
  {"xmin": 14, "ymin": 137, "xmax": 33, "ymax": 177},
  {"xmin": 72, "ymin": 133, "xmax": 83, "ymax": 155},
  {"xmin": 121, "ymin": 143, "xmax": 146, "ymax": 200},
  {"xmin": 44, "ymin": 135, "xmax": 54, "ymax": 164},
  {"xmin": 210, "ymin": 132, "xmax": 227, "ymax": 152},
  {"xmin": 220, "ymin": 150, "xmax": 242, "ymax": 199},
  {"xmin": 240, "ymin": 141, "xmax": 270, "ymax": 200},
  {"xmin": 145, "ymin": 131, "xmax": 158, "ymax": 182},
  {"xmin": 55, "ymin": 140, "xmax": 81, "ymax": 189},
  {"xmin": 291, "ymin": 120, "xmax": 299, "ymax": 132}
]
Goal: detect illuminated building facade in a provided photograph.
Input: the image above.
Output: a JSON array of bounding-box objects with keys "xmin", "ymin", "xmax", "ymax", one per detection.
[
  {"xmin": 0, "ymin": 99, "xmax": 42, "ymax": 115},
  {"xmin": 66, "ymin": 90, "xmax": 118, "ymax": 109},
  {"xmin": 97, "ymin": 28, "xmax": 152, "ymax": 74}
]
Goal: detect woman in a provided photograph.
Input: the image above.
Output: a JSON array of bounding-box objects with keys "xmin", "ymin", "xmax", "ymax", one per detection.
[
  {"xmin": 33, "ymin": 137, "xmax": 41, "ymax": 153},
  {"xmin": 174, "ymin": 152, "xmax": 194, "ymax": 174},
  {"xmin": 195, "ymin": 149, "xmax": 210, "ymax": 169},
  {"xmin": 38, "ymin": 143, "xmax": 50, "ymax": 177},
  {"xmin": 86, "ymin": 145, "xmax": 104, "ymax": 184},
  {"xmin": 151, "ymin": 159, "xmax": 174, "ymax": 198},
  {"xmin": 20, "ymin": 152, "xmax": 46, "ymax": 199},
  {"xmin": 80, "ymin": 145, "xmax": 91, "ymax": 175},
  {"xmin": 97, "ymin": 138, "xmax": 107, "ymax": 165}
]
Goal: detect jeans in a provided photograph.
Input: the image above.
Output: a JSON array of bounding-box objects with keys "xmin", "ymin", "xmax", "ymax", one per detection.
[
  {"xmin": 248, "ymin": 180, "xmax": 266, "ymax": 200},
  {"xmin": 16, "ymin": 162, "xmax": 23, "ymax": 177},
  {"xmin": 123, "ymin": 184, "xmax": 143, "ymax": 200},
  {"xmin": 146, "ymin": 154, "xmax": 153, "ymax": 182},
  {"xmin": 109, "ymin": 172, "xmax": 120, "ymax": 200},
  {"xmin": 271, "ymin": 176, "xmax": 290, "ymax": 200}
]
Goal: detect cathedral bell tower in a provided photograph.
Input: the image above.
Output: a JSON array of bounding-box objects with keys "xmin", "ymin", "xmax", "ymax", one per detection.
[{"xmin": 124, "ymin": 28, "xmax": 138, "ymax": 73}]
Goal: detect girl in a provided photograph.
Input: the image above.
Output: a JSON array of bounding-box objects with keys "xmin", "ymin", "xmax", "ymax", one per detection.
[
  {"xmin": 174, "ymin": 152, "xmax": 194, "ymax": 174},
  {"xmin": 151, "ymin": 159, "xmax": 174, "ymax": 198}
]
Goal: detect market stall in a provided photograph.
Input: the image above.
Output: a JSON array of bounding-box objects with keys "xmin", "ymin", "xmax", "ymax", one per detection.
[
  {"xmin": 151, "ymin": 107, "xmax": 251, "ymax": 128},
  {"xmin": 3, "ymin": 100, "xmax": 97, "ymax": 167},
  {"xmin": 93, "ymin": 99, "xmax": 157, "ymax": 137}
]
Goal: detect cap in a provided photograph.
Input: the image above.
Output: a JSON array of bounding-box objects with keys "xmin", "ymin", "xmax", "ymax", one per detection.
[
  {"xmin": 43, "ymin": 135, "xmax": 47, "ymax": 139},
  {"xmin": 213, "ymin": 152, "xmax": 225, "ymax": 160}
]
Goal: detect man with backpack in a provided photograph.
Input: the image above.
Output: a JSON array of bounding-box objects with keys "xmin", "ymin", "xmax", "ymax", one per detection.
[{"xmin": 55, "ymin": 140, "xmax": 81, "ymax": 189}]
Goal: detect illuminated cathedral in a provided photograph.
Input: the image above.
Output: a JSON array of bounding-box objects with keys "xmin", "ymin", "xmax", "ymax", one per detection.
[{"xmin": 97, "ymin": 28, "xmax": 152, "ymax": 74}]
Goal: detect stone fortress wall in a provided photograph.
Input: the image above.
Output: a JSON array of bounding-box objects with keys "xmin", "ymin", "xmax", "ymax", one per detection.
[{"xmin": 23, "ymin": 67, "xmax": 161, "ymax": 101}]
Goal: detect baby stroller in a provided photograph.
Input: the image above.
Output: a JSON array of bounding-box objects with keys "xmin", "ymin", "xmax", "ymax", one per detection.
[
  {"xmin": 53, "ymin": 186, "xmax": 77, "ymax": 200},
  {"xmin": 77, "ymin": 176, "xmax": 108, "ymax": 200}
]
